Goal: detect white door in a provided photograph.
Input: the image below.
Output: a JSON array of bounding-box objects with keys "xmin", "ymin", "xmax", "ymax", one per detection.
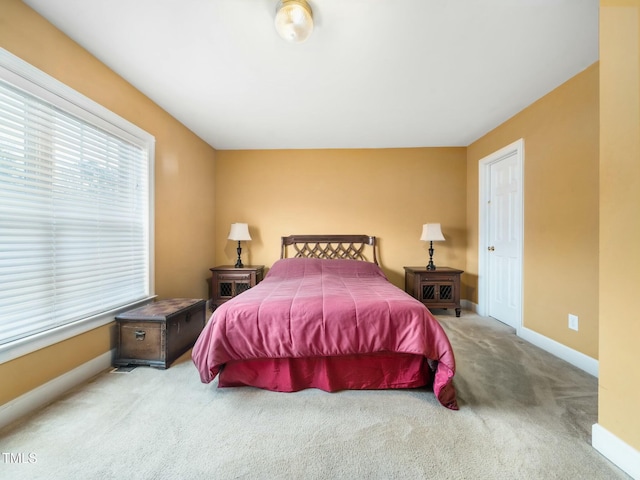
[{"xmin": 479, "ymin": 139, "xmax": 523, "ymax": 330}]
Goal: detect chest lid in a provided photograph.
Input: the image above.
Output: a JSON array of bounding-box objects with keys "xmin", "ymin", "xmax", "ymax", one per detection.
[{"xmin": 116, "ymin": 298, "xmax": 205, "ymax": 321}]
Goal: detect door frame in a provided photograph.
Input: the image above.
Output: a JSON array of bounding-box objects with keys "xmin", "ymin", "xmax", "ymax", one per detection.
[{"xmin": 478, "ymin": 138, "xmax": 524, "ymax": 332}]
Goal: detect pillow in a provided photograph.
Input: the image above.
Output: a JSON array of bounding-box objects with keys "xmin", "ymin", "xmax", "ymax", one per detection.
[{"xmin": 266, "ymin": 257, "xmax": 386, "ymax": 280}]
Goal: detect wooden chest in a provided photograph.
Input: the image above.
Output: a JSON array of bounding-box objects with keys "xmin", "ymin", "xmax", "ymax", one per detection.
[{"xmin": 114, "ymin": 298, "xmax": 206, "ymax": 369}]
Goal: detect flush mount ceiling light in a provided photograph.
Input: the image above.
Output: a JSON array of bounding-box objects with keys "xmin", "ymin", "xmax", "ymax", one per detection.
[{"xmin": 274, "ymin": 0, "xmax": 314, "ymax": 43}]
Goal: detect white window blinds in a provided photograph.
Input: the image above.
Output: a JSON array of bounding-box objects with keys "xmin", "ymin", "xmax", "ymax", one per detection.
[{"xmin": 0, "ymin": 50, "xmax": 154, "ymax": 348}]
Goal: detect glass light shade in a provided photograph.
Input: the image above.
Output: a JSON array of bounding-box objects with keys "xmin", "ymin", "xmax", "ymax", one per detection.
[
  {"xmin": 420, "ymin": 223, "xmax": 445, "ymax": 242},
  {"xmin": 275, "ymin": 0, "xmax": 314, "ymax": 43},
  {"xmin": 228, "ymin": 223, "xmax": 252, "ymax": 241}
]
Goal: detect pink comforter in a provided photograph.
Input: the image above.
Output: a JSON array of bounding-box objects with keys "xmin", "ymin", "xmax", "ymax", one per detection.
[{"xmin": 192, "ymin": 258, "xmax": 458, "ymax": 409}]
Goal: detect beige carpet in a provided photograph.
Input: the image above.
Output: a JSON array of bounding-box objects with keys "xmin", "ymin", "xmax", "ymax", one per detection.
[{"xmin": 0, "ymin": 312, "xmax": 630, "ymax": 479}]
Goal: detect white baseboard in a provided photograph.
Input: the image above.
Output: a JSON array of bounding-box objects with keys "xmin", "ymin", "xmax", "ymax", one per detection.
[
  {"xmin": 0, "ymin": 349, "xmax": 114, "ymax": 431},
  {"xmin": 461, "ymin": 299, "xmax": 478, "ymax": 313},
  {"xmin": 460, "ymin": 303, "xmax": 598, "ymax": 377},
  {"xmin": 592, "ymin": 423, "xmax": 640, "ymax": 479},
  {"xmin": 518, "ymin": 327, "xmax": 599, "ymax": 378}
]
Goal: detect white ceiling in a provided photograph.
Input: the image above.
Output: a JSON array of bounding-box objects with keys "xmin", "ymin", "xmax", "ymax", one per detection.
[{"xmin": 23, "ymin": 0, "xmax": 599, "ymax": 150}]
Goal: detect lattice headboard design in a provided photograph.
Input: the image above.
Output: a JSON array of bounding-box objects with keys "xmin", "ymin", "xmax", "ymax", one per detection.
[{"xmin": 281, "ymin": 235, "xmax": 378, "ymax": 265}]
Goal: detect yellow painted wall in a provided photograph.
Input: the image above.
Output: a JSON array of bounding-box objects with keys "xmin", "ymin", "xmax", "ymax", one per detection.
[
  {"xmin": 3, "ymin": 2, "xmax": 636, "ymax": 458},
  {"xmin": 466, "ymin": 63, "xmax": 600, "ymax": 359},
  {"xmin": 215, "ymin": 148, "xmax": 467, "ymax": 288},
  {"xmin": 599, "ymin": 0, "xmax": 640, "ymax": 451},
  {"xmin": 0, "ymin": 0, "xmax": 216, "ymax": 405}
]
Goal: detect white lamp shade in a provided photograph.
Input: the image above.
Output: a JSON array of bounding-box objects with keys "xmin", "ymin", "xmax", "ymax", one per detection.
[
  {"xmin": 275, "ymin": 0, "xmax": 314, "ymax": 43},
  {"xmin": 228, "ymin": 223, "xmax": 252, "ymax": 241},
  {"xmin": 420, "ymin": 223, "xmax": 445, "ymax": 242}
]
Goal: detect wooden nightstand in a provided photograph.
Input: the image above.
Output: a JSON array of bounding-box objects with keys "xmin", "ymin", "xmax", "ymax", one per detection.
[
  {"xmin": 210, "ymin": 265, "xmax": 264, "ymax": 310},
  {"xmin": 404, "ymin": 266, "xmax": 464, "ymax": 317}
]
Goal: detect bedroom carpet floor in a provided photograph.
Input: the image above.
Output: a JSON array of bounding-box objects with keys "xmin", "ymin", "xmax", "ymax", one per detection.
[{"xmin": 0, "ymin": 311, "xmax": 631, "ymax": 480}]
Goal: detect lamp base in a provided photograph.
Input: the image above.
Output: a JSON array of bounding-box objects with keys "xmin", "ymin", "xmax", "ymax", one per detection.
[
  {"xmin": 427, "ymin": 242, "xmax": 436, "ymax": 270},
  {"xmin": 234, "ymin": 241, "xmax": 244, "ymax": 268}
]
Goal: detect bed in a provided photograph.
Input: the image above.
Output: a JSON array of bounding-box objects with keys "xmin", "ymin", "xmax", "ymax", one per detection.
[{"xmin": 192, "ymin": 235, "xmax": 458, "ymax": 409}]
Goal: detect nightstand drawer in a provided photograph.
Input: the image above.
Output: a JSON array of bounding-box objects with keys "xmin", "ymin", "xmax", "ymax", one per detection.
[
  {"xmin": 421, "ymin": 275, "xmax": 455, "ymax": 282},
  {"xmin": 217, "ymin": 273, "xmax": 251, "ymax": 281}
]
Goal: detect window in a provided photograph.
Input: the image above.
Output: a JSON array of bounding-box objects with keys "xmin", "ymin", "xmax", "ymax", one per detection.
[{"xmin": 0, "ymin": 49, "xmax": 154, "ymax": 359}]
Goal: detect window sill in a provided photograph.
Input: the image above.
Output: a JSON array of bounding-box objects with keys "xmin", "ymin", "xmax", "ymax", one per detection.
[{"xmin": 0, "ymin": 296, "xmax": 156, "ymax": 365}]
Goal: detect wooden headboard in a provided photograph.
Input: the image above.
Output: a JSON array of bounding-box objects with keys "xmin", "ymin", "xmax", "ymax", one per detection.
[{"xmin": 281, "ymin": 235, "xmax": 378, "ymax": 265}]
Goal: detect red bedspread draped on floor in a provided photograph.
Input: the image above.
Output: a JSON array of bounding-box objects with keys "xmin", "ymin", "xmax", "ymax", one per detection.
[{"xmin": 192, "ymin": 257, "xmax": 458, "ymax": 409}]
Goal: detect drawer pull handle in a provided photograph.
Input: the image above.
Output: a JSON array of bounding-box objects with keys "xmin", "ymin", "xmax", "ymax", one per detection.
[{"xmin": 135, "ymin": 330, "xmax": 146, "ymax": 341}]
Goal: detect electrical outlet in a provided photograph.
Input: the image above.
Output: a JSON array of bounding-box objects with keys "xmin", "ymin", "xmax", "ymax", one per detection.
[{"xmin": 568, "ymin": 314, "xmax": 579, "ymax": 331}]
